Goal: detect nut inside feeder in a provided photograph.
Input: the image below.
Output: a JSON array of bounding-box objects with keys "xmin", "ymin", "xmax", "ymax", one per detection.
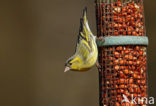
[{"xmin": 95, "ymin": 0, "xmax": 148, "ymax": 105}]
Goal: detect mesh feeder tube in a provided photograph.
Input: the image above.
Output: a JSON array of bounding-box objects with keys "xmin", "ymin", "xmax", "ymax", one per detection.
[{"xmin": 95, "ymin": 0, "xmax": 149, "ymax": 106}]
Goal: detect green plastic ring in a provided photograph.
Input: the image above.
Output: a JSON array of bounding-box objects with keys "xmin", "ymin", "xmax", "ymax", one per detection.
[{"xmin": 96, "ymin": 36, "xmax": 149, "ymax": 47}]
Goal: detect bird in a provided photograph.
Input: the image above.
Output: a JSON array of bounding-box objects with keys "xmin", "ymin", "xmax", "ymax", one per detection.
[{"xmin": 64, "ymin": 7, "xmax": 103, "ymax": 72}]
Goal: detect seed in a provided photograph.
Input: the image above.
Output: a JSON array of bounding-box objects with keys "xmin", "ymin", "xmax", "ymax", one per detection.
[
  {"xmin": 123, "ymin": 31, "xmax": 127, "ymax": 35},
  {"xmin": 133, "ymin": 56, "xmax": 137, "ymax": 60},
  {"xmin": 120, "ymin": 60, "xmax": 124, "ymax": 64},
  {"xmin": 135, "ymin": 3, "xmax": 140, "ymax": 9},
  {"xmin": 137, "ymin": 80, "xmax": 141, "ymax": 84},
  {"xmin": 133, "ymin": 51, "xmax": 137, "ymax": 56},
  {"xmin": 114, "ymin": 31, "xmax": 119, "ymax": 36},
  {"xmin": 127, "ymin": 31, "xmax": 132, "ymax": 35},
  {"xmin": 129, "ymin": 61, "xmax": 133, "ymax": 65},
  {"xmin": 117, "ymin": 95, "xmax": 122, "ymax": 101},
  {"xmin": 122, "ymin": 12, "xmax": 127, "ymax": 16},
  {"xmin": 118, "ymin": 17, "xmax": 123, "ymax": 23},
  {"xmin": 131, "ymin": 17, "xmax": 135, "ymax": 21},
  {"xmin": 114, "ymin": 65, "xmax": 120, "ymax": 70},
  {"xmin": 127, "ymin": 9, "xmax": 131, "ymax": 13},
  {"xmin": 129, "ymin": 70, "xmax": 133, "ymax": 74},
  {"xmin": 126, "ymin": 15, "xmax": 131, "ymax": 21},
  {"xmin": 116, "ymin": 46, "xmax": 122, "ymax": 51},
  {"xmin": 139, "ymin": 51, "xmax": 143, "ymax": 55},
  {"xmin": 142, "ymin": 80, "xmax": 146, "ymax": 85},
  {"xmin": 124, "ymin": 69, "xmax": 129, "ymax": 74},
  {"xmin": 117, "ymin": 78, "xmax": 125, "ymax": 84},
  {"xmin": 122, "ymin": 7, "xmax": 126, "ymax": 12},
  {"xmin": 133, "ymin": 73, "xmax": 137, "ymax": 78},
  {"xmin": 125, "ymin": 50, "xmax": 129, "ymax": 54},
  {"xmin": 114, "ymin": 51, "xmax": 120, "ymax": 58},
  {"xmin": 131, "ymin": 65, "xmax": 136, "ymax": 70},
  {"xmin": 125, "ymin": 55, "xmax": 129, "ymax": 59},
  {"xmin": 131, "ymin": 22, "xmax": 136, "ymax": 27},
  {"xmin": 121, "ymin": 50, "xmax": 124, "ymax": 55},
  {"xmin": 125, "ymin": 90, "xmax": 130, "ymax": 97},
  {"xmin": 117, "ymin": 89, "xmax": 124, "ymax": 93},
  {"xmin": 120, "ymin": 84, "xmax": 125, "ymax": 88},
  {"xmin": 129, "ymin": 88, "xmax": 134, "ymax": 92},
  {"xmin": 120, "ymin": 65, "xmax": 124, "ymax": 69},
  {"xmin": 132, "ymin": 31, "xmax": 136, "ymax": 36},
  {"xmin": 116, "ymin": 102, "xmax": 120, "ymax": 106},
  {"xmin": 129, "ymin": 78, "xmax": 133, "ymax": 83},
  {"xmin": 136, "ymin": 60, "xmax": 140, "ymax": 65},
  {"xmin": 119, "ymin": 71, "xmax": 125, "ymax": 78},
  {"xmin": 137, "ymin": 75, "xmax": 141, "ymax": 79},
  {"xmin": 114, "ymin": 7, "xmax": 121, "ymax": 13},
  {"xmin": 113, "ymin": 16, "xmax": 118, "ymax": 21},
  {"xmin": 114, "ymin": 59, "xmax": 119, "ymax": 64},
  {"xmin": 115, "ymin": 85, "xmax": 118, "ymax": 89},
  {"xmin": 136, "ymin": 46, "xmax": 140, "ymax": 50}
]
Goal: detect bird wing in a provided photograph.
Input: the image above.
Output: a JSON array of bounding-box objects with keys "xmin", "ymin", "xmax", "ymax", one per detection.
[{"xmin": 75, "ymin": 8, "xmax": 93, "ymax": 60}]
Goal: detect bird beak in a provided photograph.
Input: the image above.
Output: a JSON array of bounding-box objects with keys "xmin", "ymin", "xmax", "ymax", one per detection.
[{"xmin": 64, "ymin": 66, "xmax": 71, "ymax": 72}]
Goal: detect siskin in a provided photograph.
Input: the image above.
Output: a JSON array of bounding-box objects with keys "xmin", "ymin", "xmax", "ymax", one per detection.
[{"xmin": 64, "ymin": 8, "xmax": 103, "ymax": 72}]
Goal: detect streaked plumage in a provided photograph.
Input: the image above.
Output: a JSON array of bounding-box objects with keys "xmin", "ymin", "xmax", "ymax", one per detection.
[{"xmin": 64, "ymin": 8, "xmax": 98, "ymax": 72}]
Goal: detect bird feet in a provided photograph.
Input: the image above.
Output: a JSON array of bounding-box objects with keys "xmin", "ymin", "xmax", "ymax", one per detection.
[
  {"xmin": 96, "ymin": 61, "xmax": 102, "ymax": 72},
  {"xmin": 96, "ymin": 36, "xmax": 105, "ymax": 42}
]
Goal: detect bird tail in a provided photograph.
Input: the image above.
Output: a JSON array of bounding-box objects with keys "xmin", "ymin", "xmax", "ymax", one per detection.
[{"xmin": 79, "ymin": 7, "xmax": 93, "ymax": 42}]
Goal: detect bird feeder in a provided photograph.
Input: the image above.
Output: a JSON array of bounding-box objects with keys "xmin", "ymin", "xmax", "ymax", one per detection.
[{"xmin": 95, "ymin": 0, "xmax": 149, "ymax": 105}]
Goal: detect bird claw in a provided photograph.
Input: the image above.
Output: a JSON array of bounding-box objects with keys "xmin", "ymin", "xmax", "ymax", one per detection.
[
  {"xmin": 96, "ymin": 36, "xmax": 105, "ymax": 42},
  {"xmin": 96, "ymin": 61, "xmax": 102, "ymax": 72}
]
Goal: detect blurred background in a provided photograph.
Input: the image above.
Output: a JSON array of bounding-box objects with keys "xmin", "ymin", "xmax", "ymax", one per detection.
[{"xmin": 0, "ymin": 0, "xmax": 155, "ymax": 106}]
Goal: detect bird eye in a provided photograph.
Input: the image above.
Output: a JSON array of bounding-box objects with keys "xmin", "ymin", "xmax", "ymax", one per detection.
[{"xmin": 69, "ymin": 63, "xmax": 72, "ymax": 66}]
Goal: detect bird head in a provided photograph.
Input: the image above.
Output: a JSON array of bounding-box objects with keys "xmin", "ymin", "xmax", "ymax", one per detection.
[{"xmin": 64, "ymin": 56, "xmax": 81, "ymax": 72}]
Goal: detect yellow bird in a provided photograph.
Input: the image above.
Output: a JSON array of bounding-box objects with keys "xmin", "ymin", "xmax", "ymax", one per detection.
[{"xmin": 64, "ymin": 8, "xmax": 102, "ymax": 72}]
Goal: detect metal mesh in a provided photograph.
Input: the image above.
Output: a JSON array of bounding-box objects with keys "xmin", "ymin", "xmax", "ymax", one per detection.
[
  {"xmin": 96, "ymin": 0, "xmax": 146, "ymax": 37},
  {"xmin": 95, "ymin": 0, "xmax": 148, "ymax": 106}
]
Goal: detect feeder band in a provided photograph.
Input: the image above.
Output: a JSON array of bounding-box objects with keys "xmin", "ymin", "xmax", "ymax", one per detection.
[{"xmin": 96, "ymin": 36, "xmax": 149, "ymax": 47}]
